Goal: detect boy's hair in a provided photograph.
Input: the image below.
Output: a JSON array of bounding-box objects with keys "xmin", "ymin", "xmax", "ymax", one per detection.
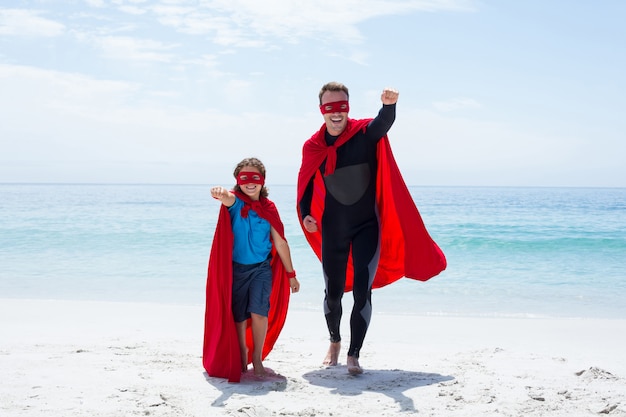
[
  {"xmin": 233, "ymin": 157, "xmax": 269, "ymax": 198},
  {"xmin": 319, "ymin": 81, "xmax": 349, "ymax": 105}
]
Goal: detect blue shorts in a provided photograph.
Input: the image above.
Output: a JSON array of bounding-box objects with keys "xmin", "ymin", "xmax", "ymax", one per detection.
[{"xmin": 231, "ymin": 258, "xmax": 272, "ymax": 322}]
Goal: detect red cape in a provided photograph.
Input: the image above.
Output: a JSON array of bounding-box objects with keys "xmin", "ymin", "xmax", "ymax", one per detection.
[
  {"xmin": 202, "ymin": 196, "xmax": 290, "ymax": 383},
  {"xmin": 297, "ymin": 119, "xmax": 447, "ymax": 291}
]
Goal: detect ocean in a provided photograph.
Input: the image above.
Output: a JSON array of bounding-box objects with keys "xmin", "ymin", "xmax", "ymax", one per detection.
[{"xmin": 1, "ymin": 183, "xmax": 625, "ymax": 319}]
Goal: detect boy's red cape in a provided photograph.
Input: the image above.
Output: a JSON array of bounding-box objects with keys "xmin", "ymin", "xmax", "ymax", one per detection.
[
  {"xmin": 297, "ymin": 118, "xmax": 447, "ymax": 291},
  {"xmin": 202, "ymin": 192, "xmax": 290, "ymax": 383}
]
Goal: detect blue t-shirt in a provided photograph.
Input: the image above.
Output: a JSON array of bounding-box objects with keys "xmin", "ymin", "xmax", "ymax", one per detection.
[{"xmin": 228, "ymin": 197, "xmax": 272, "ymax": 264}]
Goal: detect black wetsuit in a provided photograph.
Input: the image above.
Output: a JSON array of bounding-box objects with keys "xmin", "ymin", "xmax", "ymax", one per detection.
[{"xmin": 299, "ymin": 104, "xmax": 396, "ymax": 358}]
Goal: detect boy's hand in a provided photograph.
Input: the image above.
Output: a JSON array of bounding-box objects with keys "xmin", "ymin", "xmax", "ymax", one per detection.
[
  {"xmin": 289, "ymin": 278, "xmax": 300, "ymax": 293},
  {"xmin": 211, "ymin": 186, "xmax": 230, "ymax": 201}
]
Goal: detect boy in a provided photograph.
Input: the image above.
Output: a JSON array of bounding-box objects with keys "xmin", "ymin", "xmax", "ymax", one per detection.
[{"xmin": 203, "ymin": 157, "xmax": 300, "ymax": 382}]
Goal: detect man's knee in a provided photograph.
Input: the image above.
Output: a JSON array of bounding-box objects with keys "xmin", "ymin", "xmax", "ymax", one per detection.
[{"xmin": 324, "ymin": 295, "xmax": 342, "ymax": 313}]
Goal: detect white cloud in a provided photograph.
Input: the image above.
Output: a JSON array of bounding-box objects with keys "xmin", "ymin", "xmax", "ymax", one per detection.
[
  {"xmin": 94, "ymin": 36, "xmax": 178, "ymax": 62},
  {"xmin": 117, "ymin": 5, "xmax": 147, "ymax": 15},
  {"xmin": 0, "ymin": 9, "xmax": 65, "ymax": 37},
  {"xmin": 85, "ymin": 0, "xmax": 106, "ymax": 7},
  {"xmin": 148, "ymin": 0, "xmax": 475, "ymax": 46},
  {"xmin": 0, "ymin": 63, "xmax": 310, "ymax": 183}
]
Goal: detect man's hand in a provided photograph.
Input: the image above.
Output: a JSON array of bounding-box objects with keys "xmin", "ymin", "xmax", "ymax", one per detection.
[
  {"xmin": 303, "ymin": 215, "xmax": 318, "ymax": 233},
  {"xmin": 381, "ymin": 88, "xmax": 399, "ymax": 105}
]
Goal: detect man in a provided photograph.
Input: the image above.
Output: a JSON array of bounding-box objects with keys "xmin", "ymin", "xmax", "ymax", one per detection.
[{"xmin": 297, "ymin": 82, "xmax": 447, "ymax": 375}]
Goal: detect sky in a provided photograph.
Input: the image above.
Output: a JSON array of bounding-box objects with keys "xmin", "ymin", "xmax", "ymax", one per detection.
[{"xmin": 1, "ymin": 0, "xmax": 625, "ymax": 187}]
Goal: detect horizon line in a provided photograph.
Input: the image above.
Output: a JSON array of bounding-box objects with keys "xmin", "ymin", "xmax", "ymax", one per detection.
[{"xmin": 1, "ymin": 182, "xmax": 624, "ymax": 190}]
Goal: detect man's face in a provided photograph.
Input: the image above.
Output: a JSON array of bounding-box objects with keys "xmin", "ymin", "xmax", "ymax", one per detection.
[{"xmin": 320, "ymin": 90, "xmax": 349, "ymax": 136}]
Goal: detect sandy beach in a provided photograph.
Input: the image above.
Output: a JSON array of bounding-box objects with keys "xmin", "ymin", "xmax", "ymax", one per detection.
[{"xmin": 1, "ymin": 298, "xmax": 625, "ymax": 416}]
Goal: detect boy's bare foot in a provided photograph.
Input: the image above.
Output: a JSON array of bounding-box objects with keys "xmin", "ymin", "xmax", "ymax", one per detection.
[
  {"xmin": 246, "ymin": 367, "xmax": 282, "ymax": 382},
  {"xmin": 252, "ymin": 358, "xmax": 271, "ymax": 377},
  {"xmin": 347, "ymin": 355, "xmax": 363, "ymax": 375},
  {"xmin": 323, "ymin": 342, "xmax": 341, "ymax": 366},
  {"xmin": 241, "ymin": 348, "xmax": 249, "ymax": 373}
]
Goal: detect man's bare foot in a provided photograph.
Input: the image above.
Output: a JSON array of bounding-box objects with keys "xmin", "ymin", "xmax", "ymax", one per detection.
[
  {"xmin": 347, "ymin": 355, "xmax": 363, "ymax": 375},
  {"xmin": 323, "ymin": 342, "xmax": 341, "ymax": 366}
]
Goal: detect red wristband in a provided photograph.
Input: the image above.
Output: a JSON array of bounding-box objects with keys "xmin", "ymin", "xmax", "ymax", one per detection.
[{"xmin": 286, "ymin": 270, "xmax": 296, "ymax": 279}]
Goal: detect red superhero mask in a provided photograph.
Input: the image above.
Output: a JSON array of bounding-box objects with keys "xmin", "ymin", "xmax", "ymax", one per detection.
[
  {"xmin": 236, "ymin": 171, "xmax": 265, "ymax": 186},
  {"xmin": 320, "ymin": 100, "xmax": 350, "ymax": 115}
]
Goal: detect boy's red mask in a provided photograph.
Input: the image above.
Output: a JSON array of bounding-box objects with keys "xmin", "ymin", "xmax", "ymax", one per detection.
[
  {"xmin": 320, "ymin": 100, "xmax": 350, "ymax": 114},
  {"xmin": 236, "ymin": 171, "xmax": 265, "ymax": 186}
]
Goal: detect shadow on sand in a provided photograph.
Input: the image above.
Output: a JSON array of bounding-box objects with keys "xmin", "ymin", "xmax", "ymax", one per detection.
[
  {"xmin": 205, "ymin": 365, "xmax": 453, "ymax": 413},
  {"xmin": 204, "ymin": 368, "xmax": 288, "ymax": 407},
  {"xmin": 302, "ymin": 365, "xmax": 454, "ymax": 412}
]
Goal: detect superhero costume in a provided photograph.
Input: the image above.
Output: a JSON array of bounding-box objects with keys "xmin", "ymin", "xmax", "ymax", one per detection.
[
  {"xmin": 202, "ymin": 191, "xmax": 290, "ymax": 383},
  {"xmin": 297, "ymin": 105, "xmax": 446, "ymax": 358}
]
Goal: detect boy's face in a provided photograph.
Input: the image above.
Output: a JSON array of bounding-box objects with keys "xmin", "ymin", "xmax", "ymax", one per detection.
[{"xmin": 237, "ymin": 165, "xmax": 263, "ymax": 199}]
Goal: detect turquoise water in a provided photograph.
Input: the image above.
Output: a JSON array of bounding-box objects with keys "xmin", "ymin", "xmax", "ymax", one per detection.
[{"xmin": 1, "ymin": 184, "xmax": 625, "ymax": 319}]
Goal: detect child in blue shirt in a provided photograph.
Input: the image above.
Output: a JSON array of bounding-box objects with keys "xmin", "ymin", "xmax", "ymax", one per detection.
[{"xmin": 207, "ymin": 157, "xmax": 300, "ymax": 379}]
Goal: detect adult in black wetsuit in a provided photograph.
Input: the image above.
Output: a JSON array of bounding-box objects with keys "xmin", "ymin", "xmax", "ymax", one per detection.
[{"xmin": 298, "ymin": 82, "xmax": 399, "ymax": 375}]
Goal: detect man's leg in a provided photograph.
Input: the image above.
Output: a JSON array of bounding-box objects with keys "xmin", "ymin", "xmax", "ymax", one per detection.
[
  {"xmin": 347, "ymin": 221, "xmax": 380, "ymax": 374},
  {"xmin": 321, "ymin": 230, "xmax": 350, "ymax": 366}
]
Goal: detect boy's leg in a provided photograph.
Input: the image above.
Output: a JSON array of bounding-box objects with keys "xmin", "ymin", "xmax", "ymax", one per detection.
[
  {"xmin": 247, "ymin": 260, "xmax": 273, "ymax": 376},
  {"xmin": 250, "ymin": 312, "xmax": 268, "ymax": 375},
  {"xmin": 235, "ymin": 320, "xmax": 249, "ymax": 372}
]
